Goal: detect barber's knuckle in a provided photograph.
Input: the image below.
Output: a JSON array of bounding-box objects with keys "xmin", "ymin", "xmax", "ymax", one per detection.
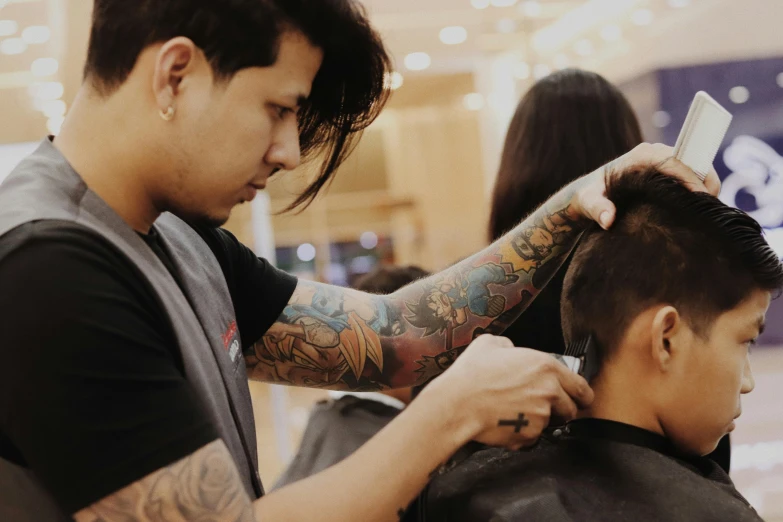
[
  {"xmin": 532, "ymin": 404, "xmax": 551, "ymax": 420},
  {"xmin": 473, "ymin": 333, "xmax": 491, "ymax": 344},
  {"xmin": 538, "ymin": 357, "xmax": 557, "ymax": 373},
  {"xmin": 544, "ymin": 381, "xmax": 561, "ymax": 401}
]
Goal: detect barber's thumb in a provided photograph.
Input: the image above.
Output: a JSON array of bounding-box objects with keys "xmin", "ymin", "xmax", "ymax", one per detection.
[
  {"xmin": 585, "ymin": 198, "xmax": 616, "ymax": 230},
  {"xmin": 598, "ymin": 208, "xmax": 614, "ymax": 230}
]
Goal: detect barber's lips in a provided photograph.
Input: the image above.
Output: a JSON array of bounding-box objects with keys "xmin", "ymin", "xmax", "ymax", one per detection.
[{"xmin": 240, "ymin": 184, "xmax": 262, "ymax": 202}]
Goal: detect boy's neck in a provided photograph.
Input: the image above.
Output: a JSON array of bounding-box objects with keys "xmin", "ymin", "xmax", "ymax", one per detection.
[{"xmin": 577, "ymin": 365, "xmax": 665, "ymax": 437}]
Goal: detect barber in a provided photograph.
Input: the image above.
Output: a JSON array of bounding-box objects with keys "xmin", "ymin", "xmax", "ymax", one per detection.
[{"xmin": 0, "ymin": 1, "xmax": 719, "ymax": 521}]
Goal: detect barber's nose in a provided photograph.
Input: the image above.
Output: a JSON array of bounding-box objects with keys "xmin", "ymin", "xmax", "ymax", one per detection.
[
  {"xmin": 741, "ymin": 353, "xmax": 755, "ymax": 394},
  {"xmin": 266, "ymin": 122, "xmax": 301, "ymax": 172}
]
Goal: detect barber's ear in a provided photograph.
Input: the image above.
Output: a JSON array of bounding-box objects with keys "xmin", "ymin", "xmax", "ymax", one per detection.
[
  {"xmin": 650, "ymin": 306, "xmax": 685, "ymax": 371},
  {"xmin": 152, "ymin": 37, "xmax": 202, "ymax": 113}
]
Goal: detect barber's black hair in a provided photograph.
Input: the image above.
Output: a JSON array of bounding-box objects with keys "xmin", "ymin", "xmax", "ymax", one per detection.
[
  {"xmin": 84, "ymin": 0, "xmax": 391, "ymax": 211},
  {"xmin": 562, "ymin": 167, "xmax": 783, "ymax": 361}
]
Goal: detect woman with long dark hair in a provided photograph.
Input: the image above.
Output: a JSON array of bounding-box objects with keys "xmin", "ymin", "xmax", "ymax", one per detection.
[{"xmin": 488, "ymin": 68, "xmax": 643, "ymax": 355}]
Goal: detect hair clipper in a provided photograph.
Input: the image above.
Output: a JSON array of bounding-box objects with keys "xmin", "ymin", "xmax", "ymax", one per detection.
[{"xmin": 554, "ymin": 334, "xmax": 600, "ymax": 383}]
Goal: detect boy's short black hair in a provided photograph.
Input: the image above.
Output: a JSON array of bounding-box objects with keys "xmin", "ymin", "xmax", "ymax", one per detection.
[{"xmin": 562, "ymin": 168, "xmax": 783, "ymax": 360}]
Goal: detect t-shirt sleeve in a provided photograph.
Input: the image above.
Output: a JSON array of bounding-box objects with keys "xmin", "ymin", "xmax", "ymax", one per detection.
[
  {"xmin": 0, "ymin": 223, "xmax": 219, "ymax": 514},
  {"xmin": 192, "ymin": 225, "xmax": 298, "ymax": 347}
]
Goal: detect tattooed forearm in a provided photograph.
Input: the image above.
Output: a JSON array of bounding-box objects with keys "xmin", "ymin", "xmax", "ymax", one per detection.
[
  {"xmin": 248, "ymin": 178, "xmax": 590, "ymax": 390},
  {"xmin": 73, "ymin": 440, "xmax": 256, "ymax": 522}
]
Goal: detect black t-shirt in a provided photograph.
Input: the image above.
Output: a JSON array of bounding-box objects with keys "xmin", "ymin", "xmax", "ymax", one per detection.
[{"xmin": 0, "ymin": 220, "xmax": 297, "ymax": 514}]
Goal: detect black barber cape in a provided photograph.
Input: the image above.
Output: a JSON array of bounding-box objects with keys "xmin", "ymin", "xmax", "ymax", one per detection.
[{"xmin": 420, "ymin": 418, "xmax": 760, "ymax": 522}]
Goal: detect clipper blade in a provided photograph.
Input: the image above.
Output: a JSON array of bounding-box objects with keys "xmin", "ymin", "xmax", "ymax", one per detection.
[{"xmin": 556, "ymin": 334, "xmax": 600, "ymax": 384}]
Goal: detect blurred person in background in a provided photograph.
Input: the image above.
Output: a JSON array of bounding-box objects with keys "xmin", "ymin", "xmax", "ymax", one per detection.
[
  {"xmin": 486, "ymin": 68, "xmax": 730, "ymax": 473},
  {"xmin": 274, "ymin": 265, "xmax": 428, "ymax": 492},
  {"xmin": 0, "ymin": 1, "xmax": 718, "ymax": 519},
  {"xmin": 488, "ymin": 68, "xmax": 643, "ymax": 356}
]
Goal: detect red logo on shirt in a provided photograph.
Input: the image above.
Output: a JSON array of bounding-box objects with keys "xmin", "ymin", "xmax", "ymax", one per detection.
[{"xmin": 222, "ymin": 320, "xmax": 238, "ymax": 349}]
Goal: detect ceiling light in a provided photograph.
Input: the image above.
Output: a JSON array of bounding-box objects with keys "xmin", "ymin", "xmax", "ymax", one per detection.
[
  {"xmin": 41, "ymin": 99, "xmax": 67, "ymax": 118},
  {"xmin": 296, "ymin": 243, "xmax": 316, "ymax": 262},
  {"xmin": 28, "ymin": 81, "xmax": 64, "ymax": 101},
  {"xmin": 514, "ymin": 62, "xmax": 531, "ymax": 79},
  {"xmin": 47, "ymin": 116, "xmax": 64, "ymax": 135},
  {"xmin": 631, "ymin": 9, "xmax": 654, "ymax": 26},
  {"xmin": 0, "ymin": 19, "xmax": 17, "ymax": 37},
  {"xmin": 652, "ymin": 111, "xmax": 671, "ymax": 128},
  {"xmin": 360, "ymin": 232, "xmax": 379, "ymax": 250},
  {"xmin": 463, "ymin": 93, "xmax": 485, "ymax": 111},
  {"xmin": 404, "ymin": 52, "xmax": 431, "ymax": 71},
  {"xmin": 729, "ymin": 86, "xmax": 750, "ymax": 104},
  {"xmin": 521, "ymin": 1, "xmax": 542, "ymax": 17},
  {"xmin": 384, "ymin": 71, "xmax": 404, "ymax": 90},
  {"xmin": 600, "ymin": 25, "xmax": 622, "ymax": 42},
  {"xmin": 0, "ymin": 37, "xmax": 26, "ymax": 55},
  {"xmin": 31, "ymin": 57, "xmax": 59, "ymax": 77},
  {"xmin": 574, "ymin": 39, "xmax": 594, "ymax": 56},
  {"xmin": 496, "ymin": 18, "xmax": 517, "ymax": 33},
  {"xmin": 21, "ymin": 25, "xmax": 50, "ymax": 44},
  {"xmin": 533, "ymin": 64, "xmax": 551, "ymax": 79},
  {"xmin": 440, "ymin": 26, "xmax": 467, "ymax": 45},
  {"xmin": 553, "ymin": 53, "xmax": 570, "ymax": 69},
  {"xmin": 471, "ymin": 0, "xmax": 490, "ymax": 9}
]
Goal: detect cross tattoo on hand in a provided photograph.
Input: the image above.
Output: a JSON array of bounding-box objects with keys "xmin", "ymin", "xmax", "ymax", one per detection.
[{"xmin": 498, "ymin": 413, "xmax": 529, "ymax": 433}]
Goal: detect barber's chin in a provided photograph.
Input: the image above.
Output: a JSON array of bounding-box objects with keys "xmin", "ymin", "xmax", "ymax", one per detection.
[{"xmin": 179, "ymin": 210, "xmax": 231, "ymax": 229}]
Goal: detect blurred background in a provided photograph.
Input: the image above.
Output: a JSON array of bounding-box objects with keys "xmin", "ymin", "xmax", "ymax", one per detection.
[{"xmin": 2, "ymin": 0, "xmax": 783, "ymax": 517}]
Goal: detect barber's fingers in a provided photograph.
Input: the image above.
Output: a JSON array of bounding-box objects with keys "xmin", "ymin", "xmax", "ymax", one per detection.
[
  {"xmin": 584, "ymin": 144, "xmax": 723, "ymax": 230},
  {"xmin": 702, "ymin": 167, "xmax": 722, "ymax": 196},
  {"xmin": 490, "ymin": 335, "xmax": 515, "ymax": 348},
  {"xmin": 549, "ymin": 385, "xmax": 579, "ymax": 422},
  {"xmin": 550, "ymin": 359, "xmax": 594, "ymax": 410},
  {"xmin": 654, "ymin": 156, "xmax": 717, "ymax": 195},
  {"xmin": 577, "ymin": 177, "xmax": 616, "ymax": 230},
  {"xmin": 624, "ymin": 143, "xmax": 719, "ymax": 196}
]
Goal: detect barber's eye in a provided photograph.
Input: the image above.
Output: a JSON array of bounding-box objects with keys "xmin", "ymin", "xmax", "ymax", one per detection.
[{"xmin": 276, "ymin": 106, "xmax": 294, "ymax": 119}]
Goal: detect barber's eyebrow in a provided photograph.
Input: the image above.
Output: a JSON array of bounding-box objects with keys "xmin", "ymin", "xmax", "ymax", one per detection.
[{"xmin": 283, "ymin": 93, "xmax": 308, "ymax": 108}]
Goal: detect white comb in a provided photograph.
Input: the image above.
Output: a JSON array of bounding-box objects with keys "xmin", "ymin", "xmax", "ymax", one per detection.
[{"xmin": 673, "ymin": 91, "xmax": 733, "ymax": 181}]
